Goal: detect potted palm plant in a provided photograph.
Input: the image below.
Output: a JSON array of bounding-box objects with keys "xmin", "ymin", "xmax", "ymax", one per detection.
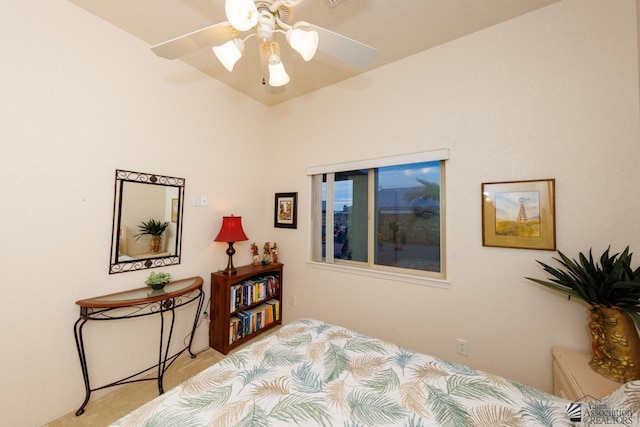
[
  {"xmin": 526, "ymin": 246, "xmax": 640, "ymax": 383},
  {"xmin": 133, "ymin": 219, "xmax": 170, "ymax": 253}
]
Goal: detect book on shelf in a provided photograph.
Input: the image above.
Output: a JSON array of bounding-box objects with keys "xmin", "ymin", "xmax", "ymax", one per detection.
[
  {"xmin": 228, "ymin": 298, "xmax": 281, "ymax": 344},
  {"xmin": 229, "ymin": 274, "xmax": 281, "ymax": 314},
  {"xmin": 229, "ymin": 316, "xmax": 241, "ymax": 344}
]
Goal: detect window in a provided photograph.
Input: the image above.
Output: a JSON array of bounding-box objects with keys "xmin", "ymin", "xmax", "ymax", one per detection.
[{"xmin": 309, "ymin": 150, "xmax": 448, "ymax": 280}]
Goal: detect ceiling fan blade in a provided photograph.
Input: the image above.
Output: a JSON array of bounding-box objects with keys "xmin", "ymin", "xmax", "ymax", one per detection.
[
  {"xmin": 307, "ymin": 24, "xmax": 377, "ymax": 68},
  {"xmin": 151, "ymin": 22, "xmax": 239, "ymax": 60}
]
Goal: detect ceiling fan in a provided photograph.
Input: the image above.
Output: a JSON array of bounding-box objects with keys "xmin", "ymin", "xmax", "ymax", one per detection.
[{"xmin": 151, "ymin": 0, "xmax": 377, "ymax": 90}]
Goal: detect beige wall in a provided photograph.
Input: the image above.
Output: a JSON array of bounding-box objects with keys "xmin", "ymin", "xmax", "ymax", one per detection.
[
  {"xmin": 266, "ymin": 0, "xmax": 640, "ymax": 395},
  {"xmin": 0, "ymin": 1, "xmax": 269, "ymax": 425},
  {"xmin": 1, "ymin": 0, "xmax": 639, "ymax": 425}
]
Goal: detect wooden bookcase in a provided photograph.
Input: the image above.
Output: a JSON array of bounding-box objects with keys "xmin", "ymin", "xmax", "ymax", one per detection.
[{"xmin": 210, "ymin": 263, "xmax": 283, "ymax": 354}]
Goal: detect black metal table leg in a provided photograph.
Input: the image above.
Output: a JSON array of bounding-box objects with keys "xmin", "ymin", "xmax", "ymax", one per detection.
[
  {"xmin": 156, "ymin": 300, "xmax": 177, "ymax": 395},
  {"xmin": 73, "ymin": 317, "xmax": 91, "ymax": 416},
  {"xmin": 187, "ymin": 292, "xmax": 205, "ymax": 358}
]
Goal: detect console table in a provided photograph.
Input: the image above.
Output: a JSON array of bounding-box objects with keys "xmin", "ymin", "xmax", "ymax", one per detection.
[{"xmin": 73, "ymin": 276, "xmax": 204, "ymax": 416}]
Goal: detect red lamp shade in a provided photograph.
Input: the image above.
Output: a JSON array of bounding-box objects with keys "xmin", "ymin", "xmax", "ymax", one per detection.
[
  {"xmin": 215, "ymin": 215, "xmax": 248, "ymax": 275},
  {"xmin": 214, "ymin": 215, "xmax": 249, "ymax": 243}
]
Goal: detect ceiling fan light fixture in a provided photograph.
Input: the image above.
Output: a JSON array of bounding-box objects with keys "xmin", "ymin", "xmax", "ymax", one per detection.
[
  {"xmin": 260, "ymin": 40, "xmax": 289, "ymax": 87},
  {"xmin": 225, "ymin": 0, "xmax": 259, "ymax": 31},
  {"xmin": 268, "ymin": 61, "xmax": 290, "ymax": 87},
  {"xmin": 151, "ymin": 0, "xmax": 378, "ymax": 94},
  {"xmin": 287, "ymin": 28, "xmax": 319, "ymax": 61},
  {"xmin": 212, "ymin": 39, "xmax": 245, "ymax": 72}
]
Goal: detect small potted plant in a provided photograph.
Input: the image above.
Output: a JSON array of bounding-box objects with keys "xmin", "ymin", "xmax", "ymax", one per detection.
[
  {"xmin": 133, "ymin": 219, "xmax": 170, "ymax": 253},
  {"xmin": 145, "ymin": 272, "xmax": 171, "ymax": 290}
]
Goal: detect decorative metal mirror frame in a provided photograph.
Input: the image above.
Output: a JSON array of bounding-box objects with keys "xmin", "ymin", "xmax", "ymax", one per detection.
[{"xmin": 109, "ymin": 169, "xmax": 185, "ymax": 274}]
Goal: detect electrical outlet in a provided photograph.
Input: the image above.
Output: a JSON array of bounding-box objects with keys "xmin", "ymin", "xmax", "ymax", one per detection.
[
  {"xmin": 290, "ymin": 296, "xmax": 297, "ymax": 306},
  {"xmin": 456, "ymin": 339, "xmax": 468, "ymax": 356}
]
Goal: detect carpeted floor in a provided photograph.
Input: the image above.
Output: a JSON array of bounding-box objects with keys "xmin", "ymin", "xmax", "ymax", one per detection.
[{"xmin": 44, "ymin": 347, "xmax": 227, "ymax": 427}]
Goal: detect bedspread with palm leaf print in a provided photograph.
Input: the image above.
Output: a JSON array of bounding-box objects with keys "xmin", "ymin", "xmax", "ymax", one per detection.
[{"xmin": 112, "ymin": 318, "xmax": 639, "ymax": 427}]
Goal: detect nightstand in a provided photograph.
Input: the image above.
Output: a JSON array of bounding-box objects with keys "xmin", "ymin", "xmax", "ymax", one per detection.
[{"xmin": 552, "ymin": 347, "xmax": 620, "ymax": 400}]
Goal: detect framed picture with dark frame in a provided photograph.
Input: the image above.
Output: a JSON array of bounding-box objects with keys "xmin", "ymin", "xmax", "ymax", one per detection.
[
  {"xmin": 274, "ymin": 192, "xmax": 297, "ymax": 229},
  {"xmin": 482, "ymin": 178, "xmax": 556, "ymax": 250}
]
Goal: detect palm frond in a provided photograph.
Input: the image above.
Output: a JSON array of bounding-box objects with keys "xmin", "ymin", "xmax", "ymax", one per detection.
[
  {"xmin": 179, "ymin": 368, "xmax": 235, "ymax": 397},
  {"xmin": 361, "ymin": 368, "xmax": 400, "ymax": 393},
  {"xmin": 291, "ymin": 361, "xmax": 323, "ymax": 393},
  {"xmin": 447, "ymin": 376, "xmax": 514, "ymax": 404},
  {"xmin": 526, "ymin": 246, "xmax": 640, "ymax": 329},
  {"xmin": 346, "ymin": 354, "xmax": 387, "ymax": 380},
  {"xmin": 220, "ymin": 351, "xmax": 249, "ymax": 368},
  {"xmin": 209, "ymin": 400, "xmax": 248, "ymax": 427},
  {"xmin": 133, "ymin": 218, "xmax": 170, "ymax": 239},
  {"xmin": 469, "ymin": 405, "xmax": 525, "ymax": 427},
  {"xmin": 281, "ymin": 332, "xmax": 313, "ymax": 348},
  {"xmin": 425, "ymin": 385, "xmax": 472, "ymax": 427},
  {"xmin": 249, "ymin": 376, "xmax": 290, "ymax": 400},
  {"xmin": 519, "ymin": 397, "xmax": 567, "ymax": 426},
  {"xmin": 177, "ymin": 385, "xmax": 232, "ymax": 413},
  {"xmin": 235, "ymin": 403, "xmax": 270, "ymax": 427},
  {"xmin": 399, "ymin": 381, "xmax": 429, "ymax": 418},
  {"xmin": 439, "ymin": 359, "xmax": 479, "ymax": 376},
  {"xmin": 262, "ymin": 348, "xmax": 305, "ymax": 367},
  {"xmin": 269, "ymin": 395, "xmax": 333, "ymax": 426},
  {"xmin": 347, "ymin": 389, "xmax": 408, "ymax": 425},
  {"xmin": 325, "ymin": 378, "xmax": 349, "ymax": 415},
  {"xmin": 404, "ymin": 414, "xmax": 427, "ymax": 427},
  {"xmin": 389, "ymin": 349, "xmax": 415, "ymax": 375},
  {"xmin": 344, "ymin": 337, "xmax": 386, "ymax": 353},
  {"xmin": 410, "ymin": 361, "xmax": 450, "ymax": 382},
  {"xmin": 323, "ymin": 342, "xmax": 350, "ymax": 382},
  {"xmin": 238, "ymin": 365, "xmax": 271, "ymax": 387}
]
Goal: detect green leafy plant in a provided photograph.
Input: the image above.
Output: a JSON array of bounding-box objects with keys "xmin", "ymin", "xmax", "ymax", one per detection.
[
  {"xmin": 133, "ymin": 219, "xmax": 170, "ymax": 240},
  {"xmin": 526, "ymin": 246, "xmax": 640, "ymax": 329},
  {"xmin": 145, "ymin": 272, "xmax": 171, "ymax": 286}
]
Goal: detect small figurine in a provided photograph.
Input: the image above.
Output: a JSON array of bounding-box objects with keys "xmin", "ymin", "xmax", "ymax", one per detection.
[
  {"xmin": 271, "ymin": 242, "xmax": 278, "ymax": 264},
  {"xmin": 251, "ymin": 243, "xmax": 260, "ymax": 265},
  {"xmin": 262, "ymin": 242, "xmax": 272, "ymax": 265}
]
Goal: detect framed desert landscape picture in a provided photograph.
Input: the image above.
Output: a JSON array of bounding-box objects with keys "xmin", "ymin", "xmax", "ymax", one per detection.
[{"xmin": 482, "ymin": 179, "xmax": 556, "ymax": 250}]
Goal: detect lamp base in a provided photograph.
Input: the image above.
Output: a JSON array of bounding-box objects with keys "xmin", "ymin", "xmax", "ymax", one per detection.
[
  {"xmin": 220, "ymin": 242, "xmax": 238, "ymax": 275},
  {"xmin": 219, "ymin": 266, "xmax": 238, "ymax": 276}
]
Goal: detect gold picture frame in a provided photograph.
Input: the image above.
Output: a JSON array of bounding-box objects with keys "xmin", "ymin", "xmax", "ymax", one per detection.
[
  {"xmin": 171, "ymin": 198, "xmax": 179, "ymax": 223},
  {"xmin": 482, "ymin": 179, "xmax": 556, "ymax": 250}
]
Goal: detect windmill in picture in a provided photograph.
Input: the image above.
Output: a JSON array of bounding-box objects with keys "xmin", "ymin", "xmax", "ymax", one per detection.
[{"xmin": 516, "ymin": 197, "xmax": 529, "ymax": 223}]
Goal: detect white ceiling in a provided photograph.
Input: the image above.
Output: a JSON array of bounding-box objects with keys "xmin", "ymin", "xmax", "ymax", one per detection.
[{"xmin": 68, "ymin": 0, "xmax": 559, "ymax": 106}]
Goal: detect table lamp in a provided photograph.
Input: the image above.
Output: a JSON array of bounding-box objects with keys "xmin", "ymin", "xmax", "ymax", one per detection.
[{"xmin": 214, "ymin": 215, "xmax": 249, "ymax": 275}]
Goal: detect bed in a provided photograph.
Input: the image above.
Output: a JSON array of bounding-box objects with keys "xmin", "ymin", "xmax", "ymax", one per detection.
[{"xmin": 113, "ymin": 318, "xmax": 639, "ymax": 426}]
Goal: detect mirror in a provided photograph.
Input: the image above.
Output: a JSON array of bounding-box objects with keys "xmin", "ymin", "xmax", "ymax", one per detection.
[{"xmin": 109, "ymin": 169, "xmax": 185, "ymax": 274}]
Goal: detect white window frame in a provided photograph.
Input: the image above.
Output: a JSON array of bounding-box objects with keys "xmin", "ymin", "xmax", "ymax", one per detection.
[{"xmin": 307, "ymin": 149, "xmax": 450, "ymax": 288}]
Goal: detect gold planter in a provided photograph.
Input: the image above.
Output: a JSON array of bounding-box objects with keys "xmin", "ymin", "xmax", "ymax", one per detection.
[
  {"xmin": 588, "ymin": 306, "xmax": 640, "ymax": 383},
  {"xmin": 149, "ymin": 235, "xmax": 162, "ymax": 253}
]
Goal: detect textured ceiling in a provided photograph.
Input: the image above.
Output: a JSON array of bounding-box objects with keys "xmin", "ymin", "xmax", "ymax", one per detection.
[{"xmin": 68, "ymin": 0, "xmax": 559, "ymax": 106}]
